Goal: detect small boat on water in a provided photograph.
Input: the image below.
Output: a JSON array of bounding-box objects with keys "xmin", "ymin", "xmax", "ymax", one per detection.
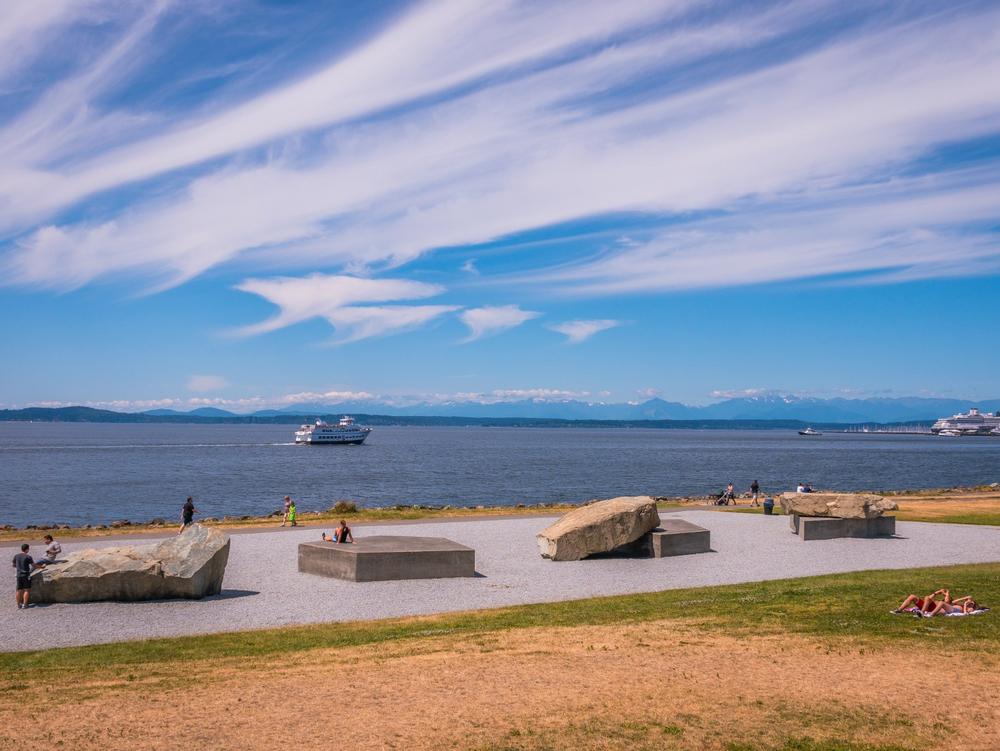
[
  {"xmin": 295, "ymin": 416, "xmax": 372, "ymax": 445},
  {"xmin": 938, "ymin": 429, "xmax": 963, "ymax": 437},
  {"xmin": 798, "ymin": 427, "xmax": 823, "ymax": 436}
]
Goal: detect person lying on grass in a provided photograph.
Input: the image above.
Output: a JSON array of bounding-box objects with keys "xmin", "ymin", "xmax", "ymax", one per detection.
[
  {"xmin": 895, "ymin": 589, "xmax": 984, "ymax": 615},
  {"xmin": 894, "ymin": 589, "xmax": 947, "ymax": 614},
  {"xmin": 321, "ymin": 520, "xmax": 354, "ymax": 544},
  {"xmin": 926, "ymin": 593, "xmax": 982, "ymax": 616}
]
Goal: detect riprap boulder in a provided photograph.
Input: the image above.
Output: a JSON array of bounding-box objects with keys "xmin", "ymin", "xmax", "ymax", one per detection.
[
  {"xmin": 30, "ymin": 524, "xmax": 230, "ymax": 603},
  {"xmin": 537, "ymin": 496, "xmax": 660, "ymax": 561},
  {"xmin": 779, "ymin": 492, "xmax": 897, "ymax": 519}
]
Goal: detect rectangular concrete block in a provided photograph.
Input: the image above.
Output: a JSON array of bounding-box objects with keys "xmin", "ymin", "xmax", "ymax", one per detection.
[
  {"xmin": 793, "ymin": 515, "xmax": 896, "ymax": 540},
  {"xmin": 649, "ymin": 519, "xmax": 711, "ymax": 557},
  {"xmin": 298, "ymin": 536, "xmax": 475, "ymax": 581}
]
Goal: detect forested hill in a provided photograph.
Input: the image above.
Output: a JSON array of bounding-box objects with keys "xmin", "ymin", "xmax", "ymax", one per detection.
[{"xmin": 0, "ymin": 406, "xmax": 932, "ymax": 430}]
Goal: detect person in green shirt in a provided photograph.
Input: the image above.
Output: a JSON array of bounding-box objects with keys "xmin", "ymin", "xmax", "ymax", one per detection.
[{"xmin": 287, "ymin": 500, "xmax": 297, "ymax": 527}]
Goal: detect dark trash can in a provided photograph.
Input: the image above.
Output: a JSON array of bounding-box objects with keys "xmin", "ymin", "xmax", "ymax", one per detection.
[{"xmin": 763, "ymin": 498, "xmax": 775, "ymax": 515}]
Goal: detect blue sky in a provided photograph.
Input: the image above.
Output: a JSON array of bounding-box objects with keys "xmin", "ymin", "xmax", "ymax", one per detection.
[{"xmin": 1, "ymin": 0, "xmax": 999, "ymax": 411}]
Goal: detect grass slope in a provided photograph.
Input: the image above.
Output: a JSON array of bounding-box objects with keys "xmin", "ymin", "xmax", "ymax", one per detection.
[{"xmin": 4, "ymin": 562, "xmax": 997, "ymax": 680}]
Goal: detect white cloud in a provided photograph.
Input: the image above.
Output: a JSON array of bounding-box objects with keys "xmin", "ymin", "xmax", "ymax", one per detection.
[
  {"xmin": 0, "ymin": 0, "xmax": 110, "ymax": 85},
  {"xmin": 708, "ymin": 388, "xmax": 776, "ymax": 399},
  {"xmin": 187, "ymin": 374, "xmax": 229, "ymax": 393},
  {"xmin": 0, "ymin": 0, "xmax": 683, "ymax": 230},
  {"xmin": 540, "ymin": 172, "xmax": 1000, "ymax": 294},
  {"xmin": 235, "ymin": 274, "xmax": 443, "ymax": 333},
  {"xmin": 323, "ymin": 305, "xmax": 459, "ymax": 344},
  {"xmin": 234, "ymin": 273, "xmax": 457, "ymax": 342},
  {"xmin": 0, "ymin": 0, "xmax": 926, "ymax": 289},
  {"xmin": 459, "ymin": 305, "xmax": 540, "ymax": 341},
  {"xmin": 1, "ymin": 1, "xmax": 999, "ymax": 301},
  {"xmin": 487, "ymin": 388, "xmax": 590, "ymax": 401},
  {"xmin": 548, "ymin": 319, "xmax": 620, "ymax": 343}
]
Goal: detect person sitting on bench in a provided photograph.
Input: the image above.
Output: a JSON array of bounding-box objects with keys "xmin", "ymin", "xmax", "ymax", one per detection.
[{"xmin": 322, "ymin": 520, "xmax": 355, "ymax": 544}]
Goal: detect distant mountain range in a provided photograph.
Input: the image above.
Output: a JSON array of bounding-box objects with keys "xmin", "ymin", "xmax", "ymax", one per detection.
[{"xmin": 3, "ymin": 394, "xmax": 997, "ymax": 424}]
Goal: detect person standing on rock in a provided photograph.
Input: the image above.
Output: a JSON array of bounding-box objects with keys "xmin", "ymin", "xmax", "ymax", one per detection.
[
  {"xmin": 13, "ymin": 543, "xmax": 39, "ymax": 609},
  {"xmin": 280, "ymin": 495, "xmax": 292, "ymax": 526},
  {"xmin": 179, "ymin": 497, "xmax": 197, "ymax": 535}
]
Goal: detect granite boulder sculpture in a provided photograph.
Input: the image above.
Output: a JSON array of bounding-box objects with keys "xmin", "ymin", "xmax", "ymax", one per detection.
[
  {"xmin": 779, "ymin": 492, "xmax": 897, "ymax": 519},
  {"xmin": 30, "ymin": 523, "xmax": 230, "ymax": 603},
  {"xmin": 537, "ymin": 496, "xmax": 660, "ymax": 561}
]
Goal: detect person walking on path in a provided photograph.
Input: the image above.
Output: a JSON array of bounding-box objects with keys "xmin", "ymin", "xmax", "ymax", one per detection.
[
  {"xmin": 280, "ymin": 496, "xmax": 292, "ymax": 526},
  {"xmin": 179, "ymin": 497, "xmax": 197, "ymax": 534},
  {"xmin": 750, "ymin": 480, "xmax": 760, "ymax": 507},
  {"xmin": 13, "ymin": 544, "xmax": 39, "ymax": 609},
  {"xmin": 287, "ymin": 499, "xmax": 298, "ymax": 527}
]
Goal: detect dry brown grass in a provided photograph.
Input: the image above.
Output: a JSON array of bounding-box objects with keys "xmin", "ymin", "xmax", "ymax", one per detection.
[{"xmin": 3, "ymin": 620, "xmax": 998, "ymax": 750}]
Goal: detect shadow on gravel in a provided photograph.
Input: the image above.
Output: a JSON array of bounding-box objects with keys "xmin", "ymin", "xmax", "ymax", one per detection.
[{"xmin": 208, "ymin": 589, "xmax": 260, "ymax": 600}]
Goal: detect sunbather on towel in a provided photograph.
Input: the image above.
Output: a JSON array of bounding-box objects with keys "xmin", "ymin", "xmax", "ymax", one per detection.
[
  {"xmin": 927, "ymin": 595, "xmax": 982, "ymax": 616},
  {"xmin": 894, "ymin": 589, "xmax": 947, "ymax": 614}
]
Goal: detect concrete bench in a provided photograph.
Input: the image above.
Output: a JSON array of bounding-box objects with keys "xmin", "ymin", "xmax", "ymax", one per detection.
[
  {"xmin": 607, "ymin": 519, "xmax": 711, "ymax": 558},
  {"xmin": 649, "ymin": 519, "xmax": 712, "ymax": 556},
  {"xmin": 789, "ymin": 514, "xmax": 896, "ymax": 540},
  {"xmin": 298, "ymin": 536, "xmax": 475, "ymax": 581}
]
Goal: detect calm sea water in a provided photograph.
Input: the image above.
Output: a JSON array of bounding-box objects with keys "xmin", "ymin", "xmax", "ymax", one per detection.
[{"xmin": 1, "ymin": 422, "xmax": 999, "ymax": 527}]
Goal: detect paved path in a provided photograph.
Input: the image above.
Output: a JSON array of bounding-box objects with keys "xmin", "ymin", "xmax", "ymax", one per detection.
[{"xmin": 3, "ymin": 511, "xmax": 998, "ymax": 652}]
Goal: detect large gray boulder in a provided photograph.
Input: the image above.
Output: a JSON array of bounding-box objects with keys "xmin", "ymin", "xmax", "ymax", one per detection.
[
  {"xmin": 537, "ymin": 496, "xmax": 660, "ymax": 561},
  {"xmin": 30, "ymin": 524, "xmax": 230, "ymax": 603},
  {"xmin": 779, "ymin": 492, "xmax": 897, "ymax": 519}
]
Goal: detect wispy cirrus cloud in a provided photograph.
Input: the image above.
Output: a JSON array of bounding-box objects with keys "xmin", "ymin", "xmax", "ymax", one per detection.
[
  {"xmin": 549, "ymin": 319, "xmax": 621, "ymax": 343},
  {"xmin": 0, "ymin": 0, "xmax": 997, "ymax": 321},
  {"xmin": 541, "ymin": 170, "xmax": 1000, "ymax": 294},
  {"xmin": 0, "ymin": 0, "xmax": 110, "ymax": 86},
  {"xmin": 459, "ymin": 305, "xmax": 540, "ymax": 342}
]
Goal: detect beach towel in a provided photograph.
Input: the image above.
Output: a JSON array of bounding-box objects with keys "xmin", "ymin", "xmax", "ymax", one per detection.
[{"xmin": 890, "ymin": 607, "xmax": 990, "ymax": 617}]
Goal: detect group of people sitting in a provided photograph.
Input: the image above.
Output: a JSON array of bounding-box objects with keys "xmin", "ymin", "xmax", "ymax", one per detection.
[{"xmin": 894, "ymin": 588, "xmax": 985, "ymax": 617}]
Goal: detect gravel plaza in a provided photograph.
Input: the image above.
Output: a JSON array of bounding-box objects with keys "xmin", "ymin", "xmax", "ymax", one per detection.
[{"xmin": 3, "ymin": 510, "xmax": 999, "ymax": 652}]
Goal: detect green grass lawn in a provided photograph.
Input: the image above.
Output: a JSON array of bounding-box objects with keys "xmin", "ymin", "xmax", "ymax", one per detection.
[{"xmin": 3, "ymin": 562, "xmax": 997, "ymax": 681}]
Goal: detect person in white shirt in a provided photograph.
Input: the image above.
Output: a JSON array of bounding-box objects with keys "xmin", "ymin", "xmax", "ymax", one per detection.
[{"xmin": 40, "ymin": 534, "xmax": 62, "ymax": 564}]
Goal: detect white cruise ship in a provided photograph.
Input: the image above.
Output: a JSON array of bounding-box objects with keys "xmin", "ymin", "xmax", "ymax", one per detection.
[
  {"xmin": 930, "ymin": 408, "xmax": 1000, "ymax": 436},
  {"xmin": 295, "ymin": 416, "xmax": 372, "ymax": 445}
]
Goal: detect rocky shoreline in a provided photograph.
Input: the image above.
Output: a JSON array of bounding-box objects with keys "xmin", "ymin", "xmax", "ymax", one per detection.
[
  {"xmin": 0, "ymin": 499, "xmax": 594, "ymax": 536},
  {"xmin": 4, "ymin": 484, "xmax": 998, "ymax": 537}
]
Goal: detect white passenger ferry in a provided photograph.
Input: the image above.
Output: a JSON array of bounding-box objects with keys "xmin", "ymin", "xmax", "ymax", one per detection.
[
  {"xmin": 930, "ymin": 408, "xmax": 1000, "ymax": 436},
  {"xmin": 294, "ymin": 416, "xmax": 372, "ymax": 445}
]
